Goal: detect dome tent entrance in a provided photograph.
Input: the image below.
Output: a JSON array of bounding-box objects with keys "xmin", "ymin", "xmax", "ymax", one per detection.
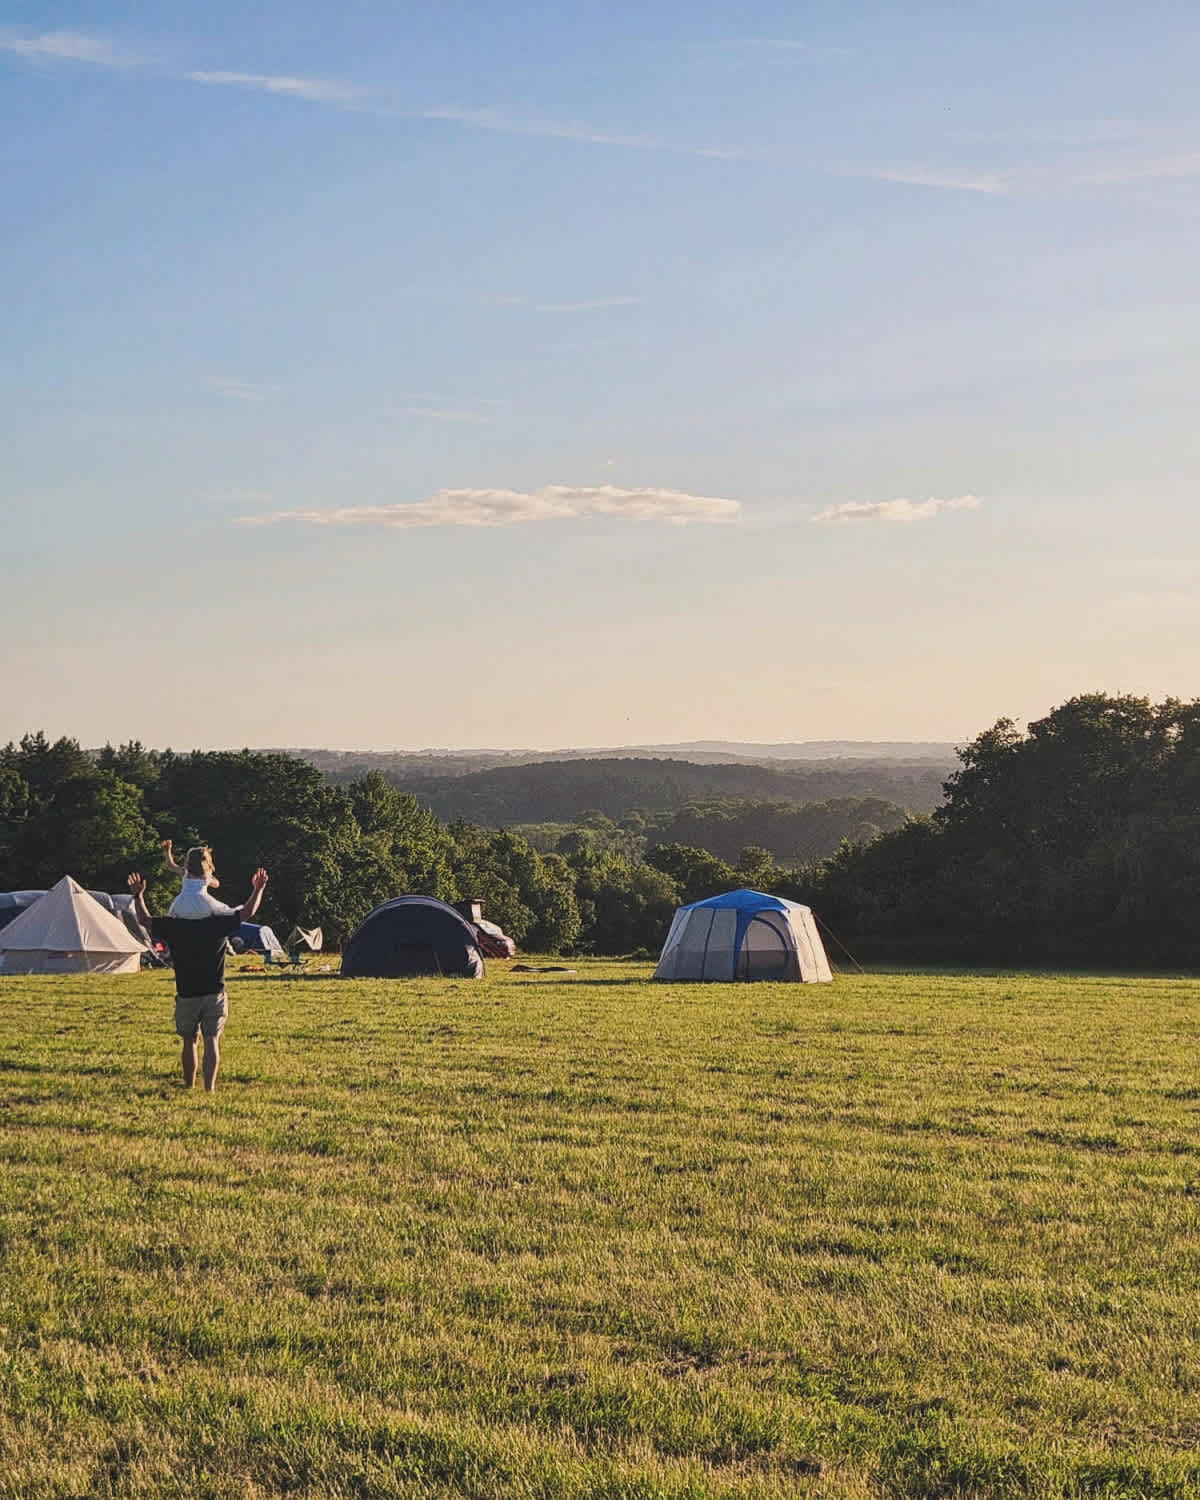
[
  {"xmin": 341, "ymin": 896, "xmax": 485, "ymax": 980},
  {"xmin": 653, "ymin": 888, "xmax": 832, "ymax": 983}
]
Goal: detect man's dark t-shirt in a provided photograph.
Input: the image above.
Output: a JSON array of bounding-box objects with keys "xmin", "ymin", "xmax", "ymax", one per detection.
[{"xmin": 152, "ymin": 914, "xmax": 242, "ymax": 999}]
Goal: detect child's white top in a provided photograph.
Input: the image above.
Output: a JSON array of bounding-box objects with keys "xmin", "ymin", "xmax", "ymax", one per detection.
[{"xmin": 169, "ymin": 876, "xmax": 237, "ymax": 919}]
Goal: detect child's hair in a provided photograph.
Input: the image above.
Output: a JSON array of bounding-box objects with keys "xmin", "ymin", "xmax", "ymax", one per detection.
[{"xmin": 184, "ymin": 845, "xmax": 215, "ymax": 879}]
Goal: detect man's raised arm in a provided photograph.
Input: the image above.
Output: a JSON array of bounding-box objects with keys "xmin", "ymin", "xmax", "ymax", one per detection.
[
  {"xmin": 127, "ymin": 872, "xmax": 153, "ymax": 930},
  {"xmin": 240, "ymin": 868, "xmax": 269, "ymax": 923}
]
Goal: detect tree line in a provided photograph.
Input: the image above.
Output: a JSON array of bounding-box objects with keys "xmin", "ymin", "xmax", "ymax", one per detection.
[
  {"xmin": 805, "ymin": 694, "xmax": 1200, "ymax": 967},
  {"xmin": 510, "ymin": 793, "xmax": 909, "ymax": 868},
  {"xmin": 3, "ymin": 693, "xmax": 1198, "ymax": 965},
  {"xmin": 0, "ymin": 735, "xmax": 675, "ymax": 954},
  {"xmin": 344, "ymin": 754, "xmax": 951, "ymax": 825}
]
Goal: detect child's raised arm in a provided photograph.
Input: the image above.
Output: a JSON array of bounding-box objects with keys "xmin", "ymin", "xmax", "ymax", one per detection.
[{"xmin": 161, "ymin": 839, "xmax": 184, "ymax": 876}]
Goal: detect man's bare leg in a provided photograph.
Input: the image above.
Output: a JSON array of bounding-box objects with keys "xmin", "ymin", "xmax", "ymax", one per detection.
[
  {"xmin": 202, "ymin": 1036, "xmax": 220, "ymax": 1093},
  {"xmin": 180, "ymin": 1037, "xmax": 198, "ymax": 1088}
]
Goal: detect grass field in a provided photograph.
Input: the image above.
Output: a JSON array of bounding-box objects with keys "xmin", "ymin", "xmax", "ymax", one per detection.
[{"xmin": 0, "ymin": 961, "xmax": 1197, "ymax": 1499}]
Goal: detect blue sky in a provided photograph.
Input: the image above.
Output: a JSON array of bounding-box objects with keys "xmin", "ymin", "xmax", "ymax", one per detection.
[{"xmin": 3, "ymin": 2, "xmax": 1198, "ymax": 749}]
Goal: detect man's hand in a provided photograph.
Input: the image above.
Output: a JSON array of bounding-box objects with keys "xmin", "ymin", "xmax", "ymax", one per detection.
[
  {"xmin": 127, "ymin": 872, "xmax": 153, "ymax": 928},
  {"xmin": 240, "ymin": 867, "xmax": 269, "ymax": 922}
]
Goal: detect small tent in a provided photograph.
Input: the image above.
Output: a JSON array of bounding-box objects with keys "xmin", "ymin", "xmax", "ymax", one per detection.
[
  {"xmin": 341, "ymin": 896, "xmax": 485, "ymax": 979},
  {"xmin": 0, "ymin": 876, "xmax": 148, "ymax": 975},
  {"xmin": 653, "ymin": 888, "xmax": 832, "ymax": 983},
  {"xmin": 234, "ymin": 923, "xmax": 285, "ymax": 957},
  {"xmin": 286, "ymin": 925, "xmax": 323, "ymax": 953}
]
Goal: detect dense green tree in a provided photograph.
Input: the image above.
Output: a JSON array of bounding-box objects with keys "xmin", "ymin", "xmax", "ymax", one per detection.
[
  {"xmin": 96, "ymin": 741, "xmax": 161, "ymax": 792},
  {"xmin": 449, "ymin": 826, "xmax": 581, "ymax": 953},
  {"xmin": 732, "ymin": 845, "xmax": 779, "ymax": 891},
  {"xmin": 816, "ymin": 695, "xmax": 1200, "ymax": 964},
  {"xmin": 346, "ymin": 772, "xmax": 455, "ymax": 896},
  {"xmin": 0, "ymin": 733, "xmax": 164, "ymax": 896},
  {"xmin": 147, "ymin": 750, "xmax": 362, "ymax": 938},
  {"xmin": 644, "ymin": 843, "xmax": 735, "ymax": 905},
  {"xmin": 0, "ymin": 765, "xmax": 30, "ymax": 878},
  {"xmin": 647, "ymin": 795, "xmax": 908, "ymax": 866},
  {"xmin": 2, "ymin": 732, "xmax": 94, "ymax": 807},
  {"xmin": 567, "ymin": 847, "xmax": 678, "ymax": 955}
]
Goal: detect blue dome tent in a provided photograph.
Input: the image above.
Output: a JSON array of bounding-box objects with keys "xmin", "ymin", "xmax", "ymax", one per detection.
[
  {"xmin": 234, "ymin": 923, "xmax": 285, "ymax": 957},
  {"xmin": 653, "ymin": 888, "xmax": 832, "ymax": 983},
  {"xmin": 340, "ymin": 896, "xmax": 485, "ymax": 980}
]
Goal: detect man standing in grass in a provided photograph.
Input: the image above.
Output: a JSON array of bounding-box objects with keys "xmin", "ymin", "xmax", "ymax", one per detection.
[{"xmin": 126, "ymin": 866, "xmax": 269, "ymax": 1092}]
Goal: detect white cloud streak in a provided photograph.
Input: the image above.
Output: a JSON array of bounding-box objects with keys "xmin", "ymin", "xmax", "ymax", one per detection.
[
  {"xmin": 811, "ymin": 495, "xmax": 981, "ymax": 526},
  {"xmin": 206, "ymin": 376, "xmax": 275, "ymax": 403},
  {"xmin": 414, "ymin": 104, "xmax": 746, "ymax": 159},
  {"xmin": 1077, "ymin": 149, "xmax": 1200, "ymax": 185},
  {"xmin": 534, "ymin": 297, "xmax": 641, "ymax": 312},
  {"xmin": 0, "ymin": 29, "xmax": 139, "ymax": 66},
  {"xmin": 186, "ymin": 70, "xmax": 362, "ymax": 104},
  {"xmin": 237, "ymin": 485, "xmax": 742, "ymax": 530},
  {"xmin": 398, "ymin": 406, "xmax": 492, "ymax": 424},
  {"xmin": 848, "ymin": 144, "xmax": 1200, "ymax": 197},
  {"xmin": 848, "ymin": 164, "xmax": 1015, "ymax": 195},
  {"xmin": 704, "ymin": 38, "xmax": 813, "ymax": 52}
]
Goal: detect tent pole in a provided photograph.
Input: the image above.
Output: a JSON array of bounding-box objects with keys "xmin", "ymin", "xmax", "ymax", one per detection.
[{"xmin": 814, "ymin": 914, "xmax": 867, "ymax": 975}]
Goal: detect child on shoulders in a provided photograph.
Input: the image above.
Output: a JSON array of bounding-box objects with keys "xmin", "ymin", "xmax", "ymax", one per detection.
[{"xmin": 162, "ymin": 840, "xmax": 237, "ymax": 918}]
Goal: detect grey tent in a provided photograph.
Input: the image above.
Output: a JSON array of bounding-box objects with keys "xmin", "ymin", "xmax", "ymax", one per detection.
[{"xmin": 653, "ymin": 888, "xmax": 832, "ymax": 982}]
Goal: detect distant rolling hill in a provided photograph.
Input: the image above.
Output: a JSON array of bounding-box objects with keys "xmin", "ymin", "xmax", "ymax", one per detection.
[
  {"xmin": 344, "ymin": 756, "xmax": 952, "ymax": 827},
  {"xmin": 288, "ymin": 741, "xmax": 959, "ymax": 780}
]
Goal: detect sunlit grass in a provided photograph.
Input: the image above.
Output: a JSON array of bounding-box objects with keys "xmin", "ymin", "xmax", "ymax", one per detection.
[{"xmin": 1, "ymin": 961, "xmax": 1197, "ymax": 1497}]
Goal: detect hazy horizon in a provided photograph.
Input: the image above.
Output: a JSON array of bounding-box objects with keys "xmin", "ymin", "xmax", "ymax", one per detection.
[{"xmin": 4, "ymin": 3, "xmax": 1198, "ymax": 750}]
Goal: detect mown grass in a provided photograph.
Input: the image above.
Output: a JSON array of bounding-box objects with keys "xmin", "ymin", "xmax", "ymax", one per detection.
[{"xmin": 0, "ymin": 961, "xmax": 1197, "ymax": 1498}]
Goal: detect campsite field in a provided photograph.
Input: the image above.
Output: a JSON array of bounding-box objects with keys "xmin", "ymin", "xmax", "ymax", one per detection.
[{"xmin": 0, "ymin": 964, "xmax": 1197, "ymax": 1499}]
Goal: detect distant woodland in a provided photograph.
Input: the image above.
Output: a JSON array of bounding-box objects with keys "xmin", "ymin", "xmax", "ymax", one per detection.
[
  {"xmin": 315, "ymin": 754, "xmax": 952, "ymax": 825},
  {"xmin": 2, "ymin": 694, "xmax": 1197, "ymax": 965}
]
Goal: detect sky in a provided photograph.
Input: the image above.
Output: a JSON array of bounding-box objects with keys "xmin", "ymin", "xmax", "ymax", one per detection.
[{"xmin": 3, "ymin": 1, "xmax": 1199, "ymax": 751}]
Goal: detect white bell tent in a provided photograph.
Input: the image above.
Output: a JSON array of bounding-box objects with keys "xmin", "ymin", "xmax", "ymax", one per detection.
[
  {"xmin": 653, "ymin": 888, "xmax": 833, "ymax": 983},
  {"xmin": 0, "ymin": 876, "xmax": 147, "ymax": 975}
]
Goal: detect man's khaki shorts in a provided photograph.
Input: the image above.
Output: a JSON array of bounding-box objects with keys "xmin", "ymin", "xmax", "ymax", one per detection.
[{"xmin": 174, "ymin": 990, "xmax": 228, "ymax": 1040}]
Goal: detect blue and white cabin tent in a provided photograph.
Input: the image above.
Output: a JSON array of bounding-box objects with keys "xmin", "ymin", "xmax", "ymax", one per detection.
[{"xmin": 653, "ymin": 889, "xmax": 833, "ymax": 983}]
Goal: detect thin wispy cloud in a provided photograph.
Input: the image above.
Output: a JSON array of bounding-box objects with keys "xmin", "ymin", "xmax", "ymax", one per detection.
[
  {"xmin": 404, "ymin": 393, "xmax": 504, "ymax": 405},
  {"xmin": 848, "ymin": 141, "xmax": 1200, "ymax": 196},
  {"xmin": 187, "ymin": 69, "xmax": 362, "ymax": 105},
  {"xmin": 684, "ymin": 36, "xmax": 848, "ymax": 63},
  {"xmin": 954, "ymin": 119, "xmax": 1163, "ymax": 148},
  {"xmin": 0, "ymin": 29, "xmax": 139, "ymax": 67},
  {"xmin": 237, "ymin": 485, "xmax": 742, "ymax": 530},
  {"xmin": 1078, "ymin": 149, "xmax": 1200, "ymax": 185},
  {"xmin": 811, "ymin": 495, "xmax": 981, "ymax": 526},
  {"xmin": 703, "ymin": 38, "xmax": 813, "ymax": 52},
  {"xmin": 850, "ymin": 164, "xmax": 1015, "ymax": 196},
  {"xmin": 414, "ymin": 104, "xmax": 746, "ymax": 160},
  {"xmin": 206, "ymin": 376, "xmax": 275, "ymax": 403},
  {"xmin": 535, "ymin": 297, "xmax": 641, "ymax": 313},
  {"xmin": 398, "ymin": 406, "xmax": 492, "ymax": 424},
  {"xmin": 1, "ymin": 31, "xmax": 742, "ymax": 162}
]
